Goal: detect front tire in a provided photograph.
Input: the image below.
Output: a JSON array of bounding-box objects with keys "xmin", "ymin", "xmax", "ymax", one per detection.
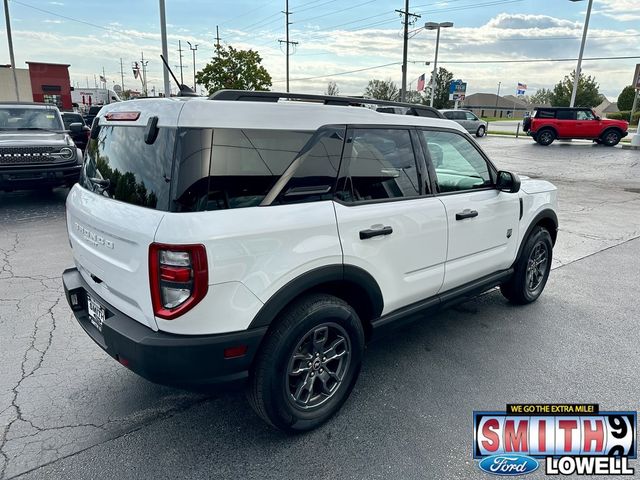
[
  {"xmin": 247, "ymin": 294, "xmax": 365, "ymax": 432},
  {"xmin": 536, "ymin": 129, "xmax": 556, "ymax": 146},
  {"xmin": 476, "ymin": 125, "xmax": 486, "ymax": 137},
  {"xmin": 601, "ymin": 129, "xmax": 621, "ymax": 147},
  {"xmin": 501, "ymin": 226, "xmax": 553, "ymax": 305}
]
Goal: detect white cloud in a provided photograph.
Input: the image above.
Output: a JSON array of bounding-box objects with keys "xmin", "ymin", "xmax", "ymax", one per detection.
[{"xmin": 595, "ymin": 0, "xmax": 640, "ymax": 21}]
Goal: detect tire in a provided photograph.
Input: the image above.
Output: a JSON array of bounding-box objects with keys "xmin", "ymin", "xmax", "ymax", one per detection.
[
  {"xmin": 476, "ymin": 125, "xmax": 486, "ymax": 137},
  {"xmin": 601, "ymin": 129, "xmax": 621, "ymax": 147},
  {"xmin": 247, "ymin": 293, "xmax": 365, "ymax": 432},
  {"xmin": 500, "ymin": 226, "xmax": 553, "ymax": 305},
  {"xmin": 535, "ymin": 129, "xmax": 556, "ymax": 146}
]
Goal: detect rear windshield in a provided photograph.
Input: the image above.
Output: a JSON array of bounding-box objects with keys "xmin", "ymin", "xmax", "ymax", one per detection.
[
  {"xmin": 80, "ymin": 125, "xmax": 176, "ymax": 210},
  {"xmin": 80, "ymin": 126, "xmax": 322, "ymax": 212}
]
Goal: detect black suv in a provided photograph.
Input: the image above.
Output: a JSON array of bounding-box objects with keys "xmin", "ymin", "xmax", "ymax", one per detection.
[{"xmin": 0, "ymin": 103, "xmax": 83, "ymax": 191}]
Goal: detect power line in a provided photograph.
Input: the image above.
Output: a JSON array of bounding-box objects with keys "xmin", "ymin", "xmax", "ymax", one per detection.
[
  {"xmin": 295, "ymin": 0, "xmax": 379, "ymax": 24},
  {"xmin": 277, "ymin": 54, "xmax": 640, "ymax": 83}
]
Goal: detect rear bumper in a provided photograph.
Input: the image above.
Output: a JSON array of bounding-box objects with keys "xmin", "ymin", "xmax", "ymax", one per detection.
[
  {"xmin": 62, "ymin": 267, "xmax": 267, "ymax": 388},
  {"xmin": 0, "ymin": 162, "xmax": 81, "ymax": 189}
]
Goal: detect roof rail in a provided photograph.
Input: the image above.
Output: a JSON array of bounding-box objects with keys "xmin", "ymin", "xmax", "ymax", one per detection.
[{"xmin": 209, "ymin": 90, "xmax": 444, "ymax": 118}]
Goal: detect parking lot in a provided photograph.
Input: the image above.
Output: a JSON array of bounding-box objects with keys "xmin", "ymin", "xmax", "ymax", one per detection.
[{"xmin": 0, "ymin": 136, "xmax": 639, "ymax": 479}]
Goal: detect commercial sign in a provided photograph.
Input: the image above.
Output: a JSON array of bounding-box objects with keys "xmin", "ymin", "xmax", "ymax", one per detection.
[{"xmin": 449, "ymin": 79, "xmax": 467, "ymax": 101}]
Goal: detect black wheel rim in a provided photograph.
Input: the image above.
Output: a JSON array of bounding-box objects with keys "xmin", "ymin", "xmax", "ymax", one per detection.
[
  {"xmin": 526, "ymin": 241, "xmax": 549, "ymax": 293},
  {"xmin": 605, "ymin": 132, "xmax": 618, "ymax": 145},
  {"xmin": 540, "ymin": 132, "xmax": 552, "ymax": 144},
  {"xmin": 286, "ymin": 322, "xmax": 351, "ymax": 410}
]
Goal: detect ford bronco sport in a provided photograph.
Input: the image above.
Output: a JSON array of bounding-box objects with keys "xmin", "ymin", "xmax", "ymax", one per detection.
[
  {"xmin": 523, "ymin": 106, "xmax": 628, "ymax": 146},
  {"xmin": 0, "ymin": 103, "xmax": 83, "ymax": 191},
  {"xmin": 62, "ymin": 91, "xmax": 558, "ymax": 432}
]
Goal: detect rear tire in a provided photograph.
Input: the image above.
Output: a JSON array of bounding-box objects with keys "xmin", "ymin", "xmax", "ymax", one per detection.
[
  {"xmin": 247, "ymin": 294, "xmax": 365, "ymax": 432},
  {"xmin": 601, "ymin": 129, "xmax": 621, "ymax": 147},
  {"xmin": 501, "ymin": 226, "xmax": 553, "ymax": 305},
  {"xmin": 535, "ymin": 129, "xmax": 556, "ymax": 146},
  {"xmin": 476, "ymin": 125, "xmax": 486, "ymax": 137}
]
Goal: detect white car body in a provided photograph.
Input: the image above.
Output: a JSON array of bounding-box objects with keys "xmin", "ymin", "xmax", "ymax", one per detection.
[{"xmin": 63, "ymin": 94, "xmax": 557, "ymax": 392}]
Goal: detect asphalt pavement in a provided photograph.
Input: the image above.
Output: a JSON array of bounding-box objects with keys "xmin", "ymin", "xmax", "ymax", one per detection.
[{"xmin": 1, "ymin": 137, "xmax": 639, "ymax": 479}]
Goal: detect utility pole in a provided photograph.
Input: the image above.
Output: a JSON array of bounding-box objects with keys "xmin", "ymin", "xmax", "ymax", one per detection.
[
  {"xmin": 187, "ymin": 41, "xmax": 198, "ymax": 91},
  {"xmin": 278, "ymin": 0, "xmax": 298, "ymax": 93},
  {"xmin": 396, "ymin": 0, "xmax": 420, "ymax": 102},
  {"xmin": 495, "ymin": 81, "xmax": 501, "ymax": 116},
  {"xmin": 159, "ymin": 0, "xmax": 171, "ymax": 97},
  {"xmin": 4, "ymin": 0, "xmax": 20, "ymax": 100},
  {"xmin": 215, "ymin": 25, "xmax": 221, "ymax": 54},
  {"xmin": 569, "ymin": 0, "xmax": 593, "ymax": 107},
  {"xmin": 120, "ymin": 58, "xmax": 125, "ymax": 93},
  {"xmin": 177, "ymin": 41, "xmax": 185, "ymax": 85},
  {"xmin": 141, "ymin": 51, "xmax": 149, "ymax": 96}
]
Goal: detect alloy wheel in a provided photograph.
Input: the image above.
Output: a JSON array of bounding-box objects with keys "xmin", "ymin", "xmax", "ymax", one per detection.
[
  {"xmin": 286, "ymin": 323, "xmax": 351, "ymax": 410},
  {"xmin": 526, "ymin": 241, "xmax": 549, "ymax": 293}
]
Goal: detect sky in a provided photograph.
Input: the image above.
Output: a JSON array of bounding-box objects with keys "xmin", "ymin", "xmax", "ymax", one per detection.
[{"xmin": 1, "ymin": 0, "xmax": 639, "ymax": 100}]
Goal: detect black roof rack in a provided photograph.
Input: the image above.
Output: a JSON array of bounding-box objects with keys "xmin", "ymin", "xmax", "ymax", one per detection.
[{"xmin": 209, "ymin": 90, "xmax": 444, "ymax": 119}]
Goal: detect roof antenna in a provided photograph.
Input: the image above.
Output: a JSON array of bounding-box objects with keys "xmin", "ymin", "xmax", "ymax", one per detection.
[{"xmin": 160, "ymin": 54, "xmax": 198, "ymax": 97}]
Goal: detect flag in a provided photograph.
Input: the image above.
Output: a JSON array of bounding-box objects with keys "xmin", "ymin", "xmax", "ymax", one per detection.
[
  {"xmin": 417, "ymin": 73, "xmax": 426, "ymax": 92},
  {"xmin": 99, "ymin": 75, "xmax": 106, "ymax": 83},
  {"xmin": 132, "ymin": 62, "xmax": 140, "ymax": 79},
  {"xmin": 516, "ymin": 82, "xmax": 527, "ymax": 96}
]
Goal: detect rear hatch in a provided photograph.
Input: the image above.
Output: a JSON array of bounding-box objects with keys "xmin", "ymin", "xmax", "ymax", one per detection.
[{"xmin": 66, "ymin": 101, "xmax": 184, "ymax": 330}]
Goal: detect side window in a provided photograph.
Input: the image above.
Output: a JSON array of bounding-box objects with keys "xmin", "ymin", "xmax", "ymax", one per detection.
[
  {"xmin": 443, "ymin": 111, "xmax": 455, "ymax": 120},
  {"xmin": 465, "ymin": 112, "xmax": 477, "ymax": 121},
  {"xmin": 336, "ymin": 128, "xmax": 420, "ymax": 202},
  {"xmin": 273, "ymin": 126, "xmax": 345, "ymax": 204},
  {"xmin": 577, "ymin": 110, "xmax": 595, "ymax": 120},
  {"xmin": 172, "ymin": 128, "xmax": 313, "ymax": 211},
  {"xmin": 536, "ymin": 109, "xmax": 555, "ymax": 119},
  {"xmin": 420, "ymin": 130, "xmax": 492, "ymax": 193},
  {"xmin": 556, "ymin": 110, "xmax": 575, "ymax": 120},
  {"xmin": 454, "ymin": 111, "xmax": 466, "ymax": 120}
]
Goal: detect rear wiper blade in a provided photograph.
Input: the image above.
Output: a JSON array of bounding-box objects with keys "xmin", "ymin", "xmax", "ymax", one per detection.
[{"xmin": 89, "ymin": 177, "xmax": 110, "ymax": 186}]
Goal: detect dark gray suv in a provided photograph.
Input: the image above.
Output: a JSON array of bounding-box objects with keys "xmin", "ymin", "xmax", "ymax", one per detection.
[{"xmin": 0, "ymin": 103, "xmax": 83, "ymax": 191}]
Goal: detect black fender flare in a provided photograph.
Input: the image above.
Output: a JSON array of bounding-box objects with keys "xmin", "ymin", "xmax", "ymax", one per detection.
[
  {"xmin": 248, "ymin": 264, "xmax": 384, "ymax": 329},
  {"xmin": 515, "ymin": 209, "xmax": 558, "ymax": 262}
]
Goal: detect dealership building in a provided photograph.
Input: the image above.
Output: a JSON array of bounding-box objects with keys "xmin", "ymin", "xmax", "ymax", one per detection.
[{"xmin": 0, "ymin": 62, "xmax": 72, "ymax": 110}]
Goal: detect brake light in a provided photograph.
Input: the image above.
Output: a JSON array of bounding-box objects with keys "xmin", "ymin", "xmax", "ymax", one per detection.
[
  {"xmin": 149, "ymin": 243, "xmax": 208, "ymax": 320},
  {"xmin": 104, "ymin": 111, "xmax": 140, "ymax": 121}
]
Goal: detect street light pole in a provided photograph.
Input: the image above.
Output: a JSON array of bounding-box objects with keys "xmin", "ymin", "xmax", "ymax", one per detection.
[
  {"xmin": 425, "ymin": 21, "xmax": 453, "ymax": 108},
  {"xmin": 159, "ymin": 0, "xmax": 171, "ymax": 97},
  {"xmin": 3, "ymin": 0, "xmax": 20, "ymax": 101},
  {"xmin": 187, "ymin": 41, "xmax": 198, "ymax": 92},
  {"xmin": 569, "ymin": 0, "xmax": 593, "ymax": 107}
]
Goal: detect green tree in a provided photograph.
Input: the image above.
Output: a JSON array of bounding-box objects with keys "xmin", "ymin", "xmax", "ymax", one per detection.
[
  {"xmin": 404, "ymin": 90, "xmax": 426, "ymax": 104},
  {"xmin": 529, "ymin": 88, "xmax": 553, "ymax": 105},
  {"xmin": 364, "ymin": 79, "xmax": 399, "ymax": 101},
  {"xmin": 196, "ymin": 45, "xmax": 272, "ymax": 94},
  {"xmin": 617, "ymin": 85, "xmax": 636, "ymax": 111},
  {"xmin": 325, "ymin": 81, "xmax": 339, "ymax": 96},
  {"xmin": 425, "ymin": 67, "xmax": 454, "ymax": 109},
  {"xmin": 549, "ymin": 71, "xmax": 603, "ymax": 108}
]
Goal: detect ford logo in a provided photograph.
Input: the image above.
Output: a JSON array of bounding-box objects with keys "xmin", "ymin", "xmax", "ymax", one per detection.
[{"xmin": 478, "ymin": 454, "xmax": 539, "ymax": 476}]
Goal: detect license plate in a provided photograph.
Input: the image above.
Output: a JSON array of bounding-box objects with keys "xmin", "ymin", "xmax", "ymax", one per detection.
[{"xmin": 87, "ymin": 294, "xmax": 106, "ymax": 331}]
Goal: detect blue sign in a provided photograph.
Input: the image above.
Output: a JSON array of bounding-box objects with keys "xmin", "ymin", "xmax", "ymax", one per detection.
[{"xmin": 478, "ymin": 455, "xmax": 540, "ymax": 476}]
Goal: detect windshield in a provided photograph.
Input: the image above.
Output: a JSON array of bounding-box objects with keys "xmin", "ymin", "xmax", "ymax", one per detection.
[{"xmin": 0, "ymin": 106, "xmax": 64, "ymax": 130}]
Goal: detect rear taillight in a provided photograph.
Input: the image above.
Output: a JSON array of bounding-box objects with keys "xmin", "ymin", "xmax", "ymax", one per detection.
[{"xmin": 149, "ymin": 243, "xmax": 208, "ymax": 320}]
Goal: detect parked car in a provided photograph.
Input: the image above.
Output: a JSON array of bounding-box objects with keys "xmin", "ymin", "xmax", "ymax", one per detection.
[
  {"xmin": 0, "ymin": 102, "xmax": 83, "ymax": 191},
  {"xmin": 61, "ymin": 112, "xmax": 90, "ymax": 151},
  {"xmin": 83, "ymin": 105, "xmax": 102, "ymax": 127},
  {"xmin": 62, "ymin": 91, "xmax": 558, "ymax": 432},
  {"xmin": 375, "ymin": 105, "xmax": 444, "ymax": 118},
  {"xmin": 440, "ymin": 109, "xmax": 487, "ymax": 137},
  {"xmin": 523, "ymin": 107, "xmax": 628, "ymax": 146}
]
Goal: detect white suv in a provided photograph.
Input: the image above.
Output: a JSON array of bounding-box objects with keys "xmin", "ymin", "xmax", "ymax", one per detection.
[{"xmin": 62, "ymin": 91, "xmax": 558, "ymax": 432}]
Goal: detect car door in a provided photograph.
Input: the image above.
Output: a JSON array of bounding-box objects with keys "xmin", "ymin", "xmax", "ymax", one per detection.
[
  {"xmin": 576, "ymin": 109, "xmax": 601, "ymax": 137},
  {"xmin": 464, "ymin": 111, "xmax": 481, "ymax": 133},
  {"xmin": 419, "ymin": 128, "xmax": 520, "ymax": 291},
  {"xmin": 333, "ymin": 127, "xmax": 448, "ymax": 315},
  {"xmin": 555, "ymin": 109, "xmax": 576, "ymax": 138}
]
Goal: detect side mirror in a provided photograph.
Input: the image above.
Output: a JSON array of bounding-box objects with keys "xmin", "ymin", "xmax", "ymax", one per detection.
[
  {"xmin": 595, "ymin": 116, "xmax": 601, "ymax": 121},
  {"xmin": 69, "ymin": 122, "xmax": 83, "ymax": 133},
  {"xmin": 496, "ymin": 170, "xmax": 520, "ymax": 193}
]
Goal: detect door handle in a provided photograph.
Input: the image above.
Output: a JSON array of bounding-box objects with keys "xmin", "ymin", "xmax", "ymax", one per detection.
[
  {"xmin": 456, "ymin": 209, "xmax": 478, "ymax": 220},
  {"xmin": 359, "ymin": 226, "xmax": 393, "ymax": 240}
]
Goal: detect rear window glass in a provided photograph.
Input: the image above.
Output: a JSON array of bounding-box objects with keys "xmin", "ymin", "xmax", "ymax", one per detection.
[
  {"xmin": 80, "ymin": 125, "xmax": 175, "ymax": 210},
  {"xmin": 173, "ymin": 129, "xmax": 314, "ymax": 212}
]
